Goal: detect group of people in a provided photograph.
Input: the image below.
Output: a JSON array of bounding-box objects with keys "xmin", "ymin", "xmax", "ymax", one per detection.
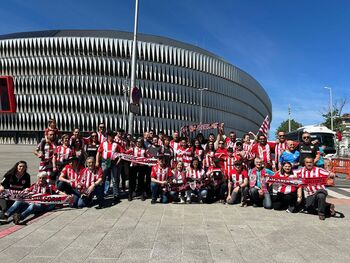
[{"xmin": 0, "ymin": 119, "xmax": 337, "ymax": 225}]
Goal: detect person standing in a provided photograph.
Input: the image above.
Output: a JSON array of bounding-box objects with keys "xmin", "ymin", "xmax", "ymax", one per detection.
[{"xmin": 298, "ymin": 132, "xmax": 320, "ymax": 166}]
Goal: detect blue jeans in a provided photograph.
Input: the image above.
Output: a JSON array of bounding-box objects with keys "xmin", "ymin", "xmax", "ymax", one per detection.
[
  {"xmin": 249, "ymin": 187, "xmax": 272, "ymax": 209},
  {"xmin": 151, "ymin": 182, "xmax": 168, "ymax": 203},
  {"xmin": 76, "ymin": 185, "xmax": 104, "ymax": 208},
  {"xmin": 186, "ymin": 188, "xmax": 208, "ymax": 201},
  {"xmin": 6, "ymin": 201, "xmax": 55, "ymax": 220},
  {"xmin": 102, "ymin": 161, "xmax": 121, "ymax": 197}
]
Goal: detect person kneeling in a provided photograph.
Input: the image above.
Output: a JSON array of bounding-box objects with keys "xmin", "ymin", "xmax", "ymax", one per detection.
[
  {"xmin": 226, "ymin": 160, "xmax": 249, "ymax": 207},
  {"xmin": 249, "ymin": 158, "xmax": 274, "ymax": 209},
  {"xmin": 2, "ymin": 172, "xmax": 59, "ymax": 225},
  {"xmin": 150, "ymin": 156, "xmax": 171, "ymax": 204},
  {"xmin": 295, "ymin": 157, "xmax": 336, "ymax": 220},
  {"xmin": 76, "ymin": 157, "xmax": 104, "ymax": 209}
]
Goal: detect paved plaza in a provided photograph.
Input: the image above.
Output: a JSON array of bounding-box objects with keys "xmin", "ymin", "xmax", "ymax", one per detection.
[{"xmin": 0, "ymin": 145, "xmax": 350, "ymax": 263}]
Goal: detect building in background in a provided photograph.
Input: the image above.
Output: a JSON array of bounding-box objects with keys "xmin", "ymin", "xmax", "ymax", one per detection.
[{"xmin": 0, "ymin": 30, "xmax": 272, "ymax": 143}]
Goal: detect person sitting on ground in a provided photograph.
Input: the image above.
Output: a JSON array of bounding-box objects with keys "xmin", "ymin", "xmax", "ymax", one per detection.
[
  {"xmin": 226, "ymin": 160, "xmax": 249, "ymax": 207},
  {"xmin": 1, "ymin": 172, "xmax": 60, "ymax": 224},
  {"xmin": 76, "ymin": 157, "xmax": 104, "ymax": 209},
  {"xmin": 294, "ymin": 157, "xmax": 335, "ymax": 220},
  {"xmin": 169, "ymin": 161, "xmax": 187, "ymax": 203},
  {"xmin": 185, "ymin": 157, "xmax": 208, "ymax": 204},
  {"xmin": 0, "ymin": 161, "xmax": 31, "ymax": 219},
  {"xmin": 273, "ymin": 162, "xmax": 302, "ymax": 213},
  {"xmin": 150, "ymin": 155, "xmax": 172, "ymax": 204},
  {"xmin": 249, "ymin": 158, "xmax": 274, "ymax": 209},
  {"xmin": 57, "ymin": 156, "xmax": 83, "ymax": 207}
]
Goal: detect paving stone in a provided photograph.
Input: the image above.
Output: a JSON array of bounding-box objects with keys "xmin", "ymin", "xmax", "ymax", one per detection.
[
  {"xmin": 18, "ymin": 256, "xmax": 54, "ymax": 263},
  {"xmin": 118, "ymin": 248, "xmax": 152, "ymax": 262},
  {"xmin": 150, "ymin": 241, "xmax": 182, "ymax": 261},
  {"xmin": 182, "ymin": 249, "xmax": 213, "ymax": 263},
  {"xmin": 54, "ymin": 247, "xmax": 93, "ymax": 263}
]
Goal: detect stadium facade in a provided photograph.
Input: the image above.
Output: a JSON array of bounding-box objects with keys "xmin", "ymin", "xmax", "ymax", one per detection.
[{"xmin": 0, "ymin": 30, "xmax": 272, "ymax": 143}]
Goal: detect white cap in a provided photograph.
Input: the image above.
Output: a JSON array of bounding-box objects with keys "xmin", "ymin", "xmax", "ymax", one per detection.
[{"xmin": 37, "ymin": 171, "xmax": 48, "ymax": 178}]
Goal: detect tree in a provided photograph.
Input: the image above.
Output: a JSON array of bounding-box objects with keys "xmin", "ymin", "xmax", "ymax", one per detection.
[
  {"xmin": 322, "ymin": 98, "xmax": 347, "ymax": 131},
  {"xmin": 275, "ymin": 119, "xmax": 303, "ymax": 138}
]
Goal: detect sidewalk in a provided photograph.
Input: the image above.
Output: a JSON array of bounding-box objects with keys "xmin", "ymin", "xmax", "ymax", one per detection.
[{"xmin": 0, "ymin": 145, "xmax": 349, "ymax": 262}]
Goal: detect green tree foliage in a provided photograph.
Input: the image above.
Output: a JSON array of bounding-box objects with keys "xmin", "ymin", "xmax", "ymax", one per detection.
[
  {"xmin": 275, "ymin": 119, "xmax": 303, "ymax": 138},
  {"xmin": 322, "ymin": 99, "xmax": 347, "ymax": 131}
]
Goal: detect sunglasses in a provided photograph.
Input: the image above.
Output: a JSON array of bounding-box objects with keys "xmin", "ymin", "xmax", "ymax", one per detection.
[{"xmin": 303, "ymin": 136, "xmax": 310, "ymax": 139}]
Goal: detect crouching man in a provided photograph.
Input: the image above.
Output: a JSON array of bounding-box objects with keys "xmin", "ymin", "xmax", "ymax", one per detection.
[
  {"xmin": 150, "ymin": 155, "xmax": 171, "ymax": 204},
  {"xmin": 295, "ymin": 157, "xmax": 335, "ymax": 220},
  {"xmin": 226, "ymin": 160, "xmax": 249, "ymax": 207},
  {"xmin": 249, "ymin": 158, "xmax": 274, "ymax": 209}
]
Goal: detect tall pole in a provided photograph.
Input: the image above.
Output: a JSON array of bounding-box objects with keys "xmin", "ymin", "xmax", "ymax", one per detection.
[
  {"xmin": 288, "ymin": 104, "xmax": 291, "ymax": 132},
  {"xmin": 325, "ymin": 87, "xmax": 333, "ymax": 131},
  {"xmin": 127, "ymin": 0, "xmax": 139, "ymax": 135},
  {"xmin": 200, "ymin": 89, "xmax": 203, "ymax": 125},
  {"xmin": 122, "ymin": 78, "xmax": 128, "ymax": 130}
]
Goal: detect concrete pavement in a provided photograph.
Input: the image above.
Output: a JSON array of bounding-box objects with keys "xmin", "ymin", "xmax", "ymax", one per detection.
[{"xmin": 0, "ymin": 145, "xmax": 349, "ymax": 263}]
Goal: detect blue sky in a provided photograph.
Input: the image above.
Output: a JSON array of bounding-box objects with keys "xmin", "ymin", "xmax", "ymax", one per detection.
[{"xmin": 1, "ymin": 0, "xmax": 349, "ymax": 136}]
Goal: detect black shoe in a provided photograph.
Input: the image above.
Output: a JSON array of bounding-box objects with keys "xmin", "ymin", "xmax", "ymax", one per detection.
[
  {"xmin": 13, "ymin": 213, "xmax": 21, "ymax": 225},
  {"xmin": 253, "ymin": 204, "xmax": 258, "ymax": 208},
  {"xmin": 0, "ymin": 213, "xmax": 9, "ymax": 224},
  {"xmin": 151, "ymin": 199, "xmax": 156, "ymax": 204},
  {"xmin": 141, "ymin": 193, "xmax": 146, "ymax": 201},
  {"xmin": 114, "ymin": 196, "xmax": 120, "ymax": 203},
  {"xmin": 128, "ymin": 195, "xmax": 132, "ymax": 201},
  {"xmin": 319, "ymin": 214, "xmax": 326, "ymax": 220},
  {"xmin": 95, "ymin": 204, "xmax": 104, "ymax": 209}
]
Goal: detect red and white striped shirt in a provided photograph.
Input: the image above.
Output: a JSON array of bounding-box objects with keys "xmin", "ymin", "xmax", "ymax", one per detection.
[
  {"xmin": 60, "ymin": 164, "xmax": 83, "ymax": 188},
  {"xmin": 79, "ymin": 167, "xmax": 103, "ymax": 189},
  {"xmin": 193, "ymin": 148, "xmax": 204, "ymax": 162},
  {"xmin": 186, "ymin": 167, "xmax": 205, "ymax": 180},
  {"xmin": 125, "ymin": 146, "xmax": 150, "ymax": 166},
  {"xmin": 228, "ymin": 169, "xmax": 248, "ymax": 188},
  {"xmin": 214, "ymin": 148, "xmax": 228, "ymax": 169},
  {"xmin": 177, "ymin": 147, "xmax": 193, "ymax": 167},
  {"xmin": 37, "ymin": 141, "xmax": 56, "ymax": 161},
  {"xmin": 28, "ymin": 183, "xmax": 57, "ymax": 195},
  {"xmin": 97, "ymin": 132, "xmax": 106, "ymax": 144},
  {"xmin": 294, "ymin": 167, "xmax": 328, "ymax": 196},
  {"xmin": 98, "ymin": 141, "xmax": 124, "ymax": 160},
  {"xmin": 203, "ymin": 151, "xmax": 215, "ymax": 169},
  {"xmin": 251, "ymin": 143, "xmax": 272, "ymax": 164},
  {"xmin": 225, "ymin": 138, "xmax": 236, "ymax": 150},
  {"xmin": 114, "ymin": 136, "xmax": 127, "ymax": 150},
  {"xmin": 54, "ymin": 145, "xmax": 74, "ymax": 163},
  {"xmin": 275, "ymin": 171, "xmax": 297, "ymax": 194},
  {"xmin": 151, "ymin": 164, "xmax": 171, "ymax": 181},
  {"xmin": 225, "ymin": 156, "xmax": 236, "ymax": 178},
  {"xmin": 274, "ymin": 142, "xmax": 287, "ymax": 165}
]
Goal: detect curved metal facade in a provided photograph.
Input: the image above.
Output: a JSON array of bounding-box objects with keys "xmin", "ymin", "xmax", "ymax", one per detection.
[{"xmin": 0, "ymin": 30, "xmax": 272, "ymax": 143}]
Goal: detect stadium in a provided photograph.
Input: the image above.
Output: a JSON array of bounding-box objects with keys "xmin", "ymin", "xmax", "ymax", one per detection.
[{"xmin": 0, "ymin": 30, "xmax": 272, "ymax": 143}]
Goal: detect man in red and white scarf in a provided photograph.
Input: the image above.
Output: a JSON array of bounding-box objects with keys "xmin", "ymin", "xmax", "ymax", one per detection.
[
  {"xmin": 176, "ymin": 138, "xmax": 193, "ymax": 168},
  {"xmin": 150, "ymin": 155, "xmax": 172, "ymax": 204},
  {"xmin": 251, "ymin": 134, "xmax": 274, "ymax": 170},
  {"xmin": 294, "ymin": 157, "xmax": 335, "ymax": 220}
]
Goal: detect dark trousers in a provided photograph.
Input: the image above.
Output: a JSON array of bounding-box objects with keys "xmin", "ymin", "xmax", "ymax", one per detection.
[
  {"xmin": 129, "ymin": 165, "xmax": 148, "ymax": 196},
  {"xmin": 304, "ymin": 189, "xmax": 331, "ymax": 216},
  {"xmin": 227, "ymin": 187, "xmax": 249, "ymax": 204},
  {"xmin": 273, "ymin": 192, "xmax": 298, "ymax": 212},
  {"xmin": 219, "ymin": 182, "xmax": 228, "ymax": 201},
  {"xmin": 57, "ymin": 181, "xmax": 80, "ymax": 197}
]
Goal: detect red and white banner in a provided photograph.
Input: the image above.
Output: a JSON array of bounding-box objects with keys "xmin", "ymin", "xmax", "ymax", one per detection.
[
  {"xmin": 266, "ymin": 175, "xmax": 328, "ymax": 186},
  {"xmin": 113, "ymin": 153, "xmax": 158, "ymax": 166},
  {"xmin": 0, "ymin": 190, "xmax": 72, "ymax": 204},
  {"xmin": 181, "ymin": 122, "xmax": 224, "ymax": 135}
]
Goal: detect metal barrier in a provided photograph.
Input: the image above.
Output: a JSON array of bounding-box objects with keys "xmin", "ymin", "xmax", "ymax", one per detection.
[{"xmin": 330, "ymin": 157, "xmax": 350, "ymax": 180}]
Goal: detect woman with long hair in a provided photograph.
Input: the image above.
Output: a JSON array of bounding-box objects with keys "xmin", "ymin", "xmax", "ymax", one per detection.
[{"xmin": 185, "ymin": 157, "xmax": 207, "ymax": 203}]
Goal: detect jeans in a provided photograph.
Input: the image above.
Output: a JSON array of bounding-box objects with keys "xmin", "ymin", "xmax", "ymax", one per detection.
[
  {"xmin": 151, "ymin": 182, "xmax": 168, "ymax": 203},
  {"xmin": 227, "ymin": 187, "xmax": 249, "ymax": 205},
  {"xmin": 76, "ymin": 185, "xmax": 104, "ymax": 208},
  {"xmin": 6, "ymin": 201, "xmax": 55, "ymax": 220},
  {"xmin": 249, "ymin": 187, "xmax": 272, "ymax": 209},
  {"xmin": 102, "ymin": 161, "xmax": 121, "ymax": 197},
  {"xmin": 57, "ymin": 181, "xmax": 81, "ymax": 207},
  {"xmin": 305, "ymin": 190, "xmax": 331, "ymax": 216},
  {"xmin": 186, "ymin": 188, "xmax": 208, "ymax": 202}
]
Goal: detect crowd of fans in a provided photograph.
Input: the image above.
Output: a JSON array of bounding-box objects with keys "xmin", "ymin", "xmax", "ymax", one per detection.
[{"xmin": 0, "ymin": 118, "xmax": 337, "ymax": 225}]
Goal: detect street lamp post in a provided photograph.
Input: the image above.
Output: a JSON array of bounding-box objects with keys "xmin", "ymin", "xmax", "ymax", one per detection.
[
  {"xmin": 127, "ymin": 0, "xmax": 139, "ymax": 135},
  {"xmin": 198, "ymin": 88, "xmax": 208, "ymax": 127},
  {"xmin": 324, "ymin": 86, "xmax": 333, "ymax": 131},
  {"xmin": 122, "ymin": 78, "xmax": 129, "ymax": 130}
]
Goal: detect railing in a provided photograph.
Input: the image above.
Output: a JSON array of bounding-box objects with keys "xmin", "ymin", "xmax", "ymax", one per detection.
[{"xmin": 330, "ymin": 157, "xmax": 350, "ymax": 180}]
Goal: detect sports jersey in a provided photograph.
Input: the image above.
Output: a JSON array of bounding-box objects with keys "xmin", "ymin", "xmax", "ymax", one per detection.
[
  {"xmin": 114, "ymin": 136, "xmax": 127, "ymax": 150},
  {"xmin": 203, "ymin": 151, "xmax": 215, "ymax": 169},
  {"xmin": 125, "ymin": 146, "xmax": 150, "ymax": 166},
  {"xmin": 279, "ymin": 150, "xmax": 300, "ymax": 168},
  {"xmin": 60, "ymin": 164, "xmax": 83, "ymax": 188},
  {"xmin": 97, "ymin": 132, "xmax": 106, "ymax": 144},
  {"xmin": 37, "ymin": 140, "xmax": 56, "ymax": 162},
  {"xmin": 298, "ymin": 143, "xmax": 318, "ymax": 166},
  {"xmin": 98, "ymin": 141, "xmax": 124, "ymax": 160},
  {"xmin": 228, "ymin": 168, "xmax": 248, "ymax": 188},
  {"xmin": 214, "ymin": 148, "xmax": 228, "ymax": 169},
  {"xmin": 151, "ymin": 164, "xmax": 172, "ymax": 181},
  {"xmin": 79, "ymin": 167, "xmax": 103, "ymax": 189},
  {"xmin": 294, "ymin": 166, "xmax": 327, "ymax": 197},
  {"xmin": 193, "ymin": 148, "xmax": 204, "ymax": 162},
  {"xmin": 251, "ymin": 143, "xmax": 273, "ymax": 164},
  {"xmin": 274, "ymin": 142, "xmax": 287, "ymax": 165},
  {"xmin": 54, "ymin": 145, "xmax": 74, "ymax": 163},
  {"xmin": 186, "ymin": 167, "xmax": 205, "ymax": 180},
  {"xmin": 28, "ymin": 182, "xmax": 57, "ymax": 195},
  {"xmin": 225, "ymin": 138, "xmax": 236, "ymax": 150},
  {"xmin": 274, "ymin": 171, "xmax": 297, "ymax": 194},
  {"xmin": 176, "ymin": 147, "xmax": 193, "ymax": 167},
  {"xmin": 1, "ymin": 173, "xmax": 31, "ymax": 190}
]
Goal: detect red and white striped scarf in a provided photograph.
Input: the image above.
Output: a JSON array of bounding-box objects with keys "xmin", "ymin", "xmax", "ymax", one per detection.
[{"xmin": 295, "ymin": 167, "xmax": 327, "ymax": 196}]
